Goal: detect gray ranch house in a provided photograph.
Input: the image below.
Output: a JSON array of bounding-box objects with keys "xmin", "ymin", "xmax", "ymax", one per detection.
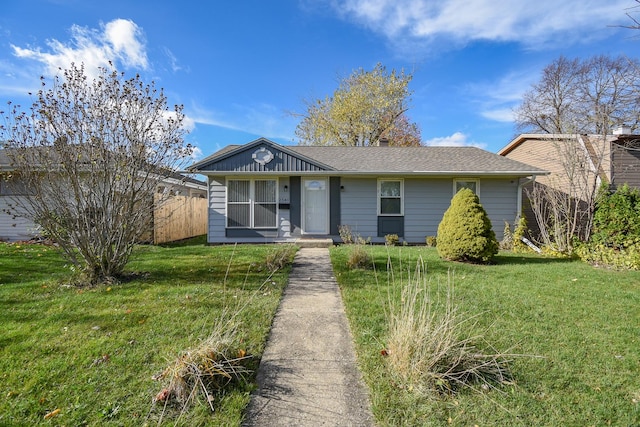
[{"xmin": 189, "ymin": 137, "xmax": 548, "ymax": 244}]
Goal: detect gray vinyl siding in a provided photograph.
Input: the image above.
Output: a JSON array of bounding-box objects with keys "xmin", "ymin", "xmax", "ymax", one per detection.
[
  {"xmin": 404, "ymin": 179, "xmax": 451, "ymax": 242},
  {"xmin": 340, "ymin": 178, "xmax": 378, "ymax": 239},
  {"xmin": 208, "ymin": 177, "xmax": 226, "ymax": 243},
  {"xmin": 341, "ymin": 177, "xmax": 518, "ymax": 243},
  {"xmin": 479, "ymin": 178, "xmax": 520, "ymax": 241}
]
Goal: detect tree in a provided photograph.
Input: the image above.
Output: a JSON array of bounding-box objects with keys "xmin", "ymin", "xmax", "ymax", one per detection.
[
  {"xmin": 0, "ymin": 63, "xmax": 192, "ymax": 284},
  {"xmin": 295, "ymin": 63, "xmax": 421, "ymax": 146},
  {"xmin": 514, "ymin": 55, "xmax": 640, "ymax": 135},
  {"xmin": 513, "ymin": 54, "xmax": 640, "ymax": 253},
  {"xmin": 436, "ymin": 188, "xmax": 498, "ymax": 263}
]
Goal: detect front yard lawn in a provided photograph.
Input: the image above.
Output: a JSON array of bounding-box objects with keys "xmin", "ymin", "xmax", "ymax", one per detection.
[
  {"xmin": 331, "ymin": 245, "xmax": 640, "ymax": 426},
  {"xmin": 0, "ymin": 239, "xmax": 291, "ymax": 426},
  {"xmin": 3, "ymin": 240, "xmax": 639, "ymax": 426}
]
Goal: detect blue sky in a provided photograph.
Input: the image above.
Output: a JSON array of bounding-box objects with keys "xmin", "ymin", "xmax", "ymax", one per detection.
[{"xmin": 1, "ymin": 0, "xmax": 638, "ymax": 159}]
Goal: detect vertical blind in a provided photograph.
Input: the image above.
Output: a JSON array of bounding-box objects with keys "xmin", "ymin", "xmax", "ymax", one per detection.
[{"xmin": 227, "ymin": 179, "xmax": 277, "ymax": 228}]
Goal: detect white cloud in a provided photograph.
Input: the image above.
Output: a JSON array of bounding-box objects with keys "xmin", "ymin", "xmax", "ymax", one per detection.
[
  {"xmin": 425, "ymin": 131, "xmax": 487, "ymax": 149},
  {"xmin": 330, "ymin": 0, "xmax": 630, "ymax": 49},
  {"xmin": 464, "ymin": 70, "xmax": 536, "ymax": 124},
  {"xmin": 11, "ymin": 19, "xmax": 147, "ymax": 79}
]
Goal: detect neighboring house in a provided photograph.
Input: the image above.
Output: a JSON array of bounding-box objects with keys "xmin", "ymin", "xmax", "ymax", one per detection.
[
  {"xmin": 0, "ymin": 149, "xmax": 207, "ymax": 242},
  {"xmin": 498, "ymin": 128, "xmax": 640, "ymax": 192},
  {"xmin": 497, "ymin": 128, "xmax": 640, "ymax": 238},
  {"xmin": 188, "ymin": 137, "xmax": 548, "ymax": 244}
]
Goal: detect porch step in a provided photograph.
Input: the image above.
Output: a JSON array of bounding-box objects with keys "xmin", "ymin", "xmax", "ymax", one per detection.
[{"xmin": 295, "ymin": 238, "xmax": 334, "ymax": 248}]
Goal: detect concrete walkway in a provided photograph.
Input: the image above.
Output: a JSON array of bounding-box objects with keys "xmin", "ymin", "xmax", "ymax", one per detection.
[{"xmin": 243, "ymin": 248, "xmax": 374, "ymax": 427}]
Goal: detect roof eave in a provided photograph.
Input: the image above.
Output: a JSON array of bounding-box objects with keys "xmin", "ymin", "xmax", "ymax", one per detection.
[{"xmin": 196, "ymin": 170, "xmax": 550, "ymax": 177}]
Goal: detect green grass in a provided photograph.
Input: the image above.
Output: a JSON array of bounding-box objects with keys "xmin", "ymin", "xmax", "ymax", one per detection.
[
  {"xmin": 0, "ymin": 238, "xmax": 294, "ymax": 426},
  {"xmin": 331, "ymin": 245, "xmax": 640, "ymax": 426}
]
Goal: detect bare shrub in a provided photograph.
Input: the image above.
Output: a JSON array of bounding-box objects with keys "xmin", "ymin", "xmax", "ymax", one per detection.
[{"xmin": 384, "ymin": 259, "xmax": 512, "ymax": 395}]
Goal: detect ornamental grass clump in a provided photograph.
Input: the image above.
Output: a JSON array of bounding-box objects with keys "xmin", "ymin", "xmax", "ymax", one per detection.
[
  {"xmin": 152, "ymin": 318, "xmax": 252, "ymax": 418},
  {"xmin": 437, "ymin": 188, "xmax": 498, "ymax": 263},
  {"xmin": 347, "ymin": 243, "xmax": 372, "ymax": 269},
  {"xmin": 384, "ymin": 259, "xmax": 512, "ymax": 396}
]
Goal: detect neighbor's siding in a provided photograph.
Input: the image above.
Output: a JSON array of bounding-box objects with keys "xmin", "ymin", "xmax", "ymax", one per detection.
[
  {"xmin": 611, "ymin": 143, "xmax": 640, "ymax": 188},
  {"xmin": 0, "ymin": 196, "xmax": 39, "ymax": 241},
  {"xmin": 208, "ymin": 177, "xmax": 226, "ymax": 243}
]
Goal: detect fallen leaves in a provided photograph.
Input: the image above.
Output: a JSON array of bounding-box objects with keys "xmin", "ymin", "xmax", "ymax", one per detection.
[{"xmin": 44, "ymin": 408, "xmax": 60, "ymax": 419}]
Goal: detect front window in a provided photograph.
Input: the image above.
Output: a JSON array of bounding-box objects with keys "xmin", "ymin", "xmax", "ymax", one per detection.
[
  {"xmin": 454, "ymin": 179, "xmax": 480, "ymax": 197},
  {"xmin": 227, "ymin": 179, "xmax": 277, "ymax": 228},
  {"xmin": 378, "ymin": 179, "xmax": 403, "ymax": 215}
]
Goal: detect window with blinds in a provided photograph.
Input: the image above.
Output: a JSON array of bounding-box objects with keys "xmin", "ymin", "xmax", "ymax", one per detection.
[{"xmin": 227, "ymin": 179, "xmax": 277, "ymax": 228}]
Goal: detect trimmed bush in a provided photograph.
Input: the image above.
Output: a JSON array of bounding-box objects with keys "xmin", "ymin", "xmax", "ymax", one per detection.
[{"xmin": 437, "ymin": 188, "xmax": 498, "ymax": 263}]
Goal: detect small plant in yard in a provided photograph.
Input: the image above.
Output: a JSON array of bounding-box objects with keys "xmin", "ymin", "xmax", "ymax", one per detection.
[
  {"xmin": 338, "ymin": 224, "xmax": 355, "ymax": 244},
  {"xmin": 425, "ymin": 236, "xmax": 437, "ymax": 247},
  {"xmin": 500, "ymin": 221, "xmax": 513, "ymax": 250},
  {"xmin": 385, "ymin": 234, "xmax": 399, "ymax": 246},
  {"xmin": 512, "ymin": 215, "xmax": 532, "ymax": 253},
  {"xmin": 347, "ymin": 244, "xmax": 372, "ymax": 269},
  {"xmin": 264, "ymin": 244, "xmax": 298, "ymax": 272},
  {"xmin": 338, "ymin": 224, "xmax": 371, "ymax": 245},
  {"xmin": 383, "ymin": 258, "xmax": 512, "ymax": 395}
]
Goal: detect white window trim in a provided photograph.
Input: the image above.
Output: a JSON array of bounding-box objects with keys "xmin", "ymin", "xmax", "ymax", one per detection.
[
  {"xmin": 453, "ymin": 178, "xmax": 480, "ymax": 198},
  {"xmin": 377, "ymin": 178, "xmax": 404, "ymax": 216},
  {"xmin": 226, "ymin": 178, "xmax": 278, "ymax": 229}
]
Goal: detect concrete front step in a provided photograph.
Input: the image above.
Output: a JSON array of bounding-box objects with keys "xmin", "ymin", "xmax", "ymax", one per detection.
[{"xmin": 295, "ymin": 238, "xmax": 334, "ymax": 248}]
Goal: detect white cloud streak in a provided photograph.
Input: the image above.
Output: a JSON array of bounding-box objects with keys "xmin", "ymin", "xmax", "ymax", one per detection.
[
  {"xmin": 425, "ymin": 131, "xmax": 486, "ymax": 149},
  {"xmin": 465, "ymin": 70, "xmax": 537, "ymax": 124},
  {"xmin": 189, "ymin": 102, "xmax": 297, "ymax": 141},
  {"xmin": 11, "ymin": 19, "xmax": 148, "ymax": 79},
  {"xmin": 330, "ymin": 0, "xmax": 630, "ymax": 49}
]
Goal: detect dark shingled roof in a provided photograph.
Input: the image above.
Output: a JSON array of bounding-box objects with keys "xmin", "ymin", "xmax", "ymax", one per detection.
[
  {"xmin": 188, "ymin": 138, "xmax": 549, "ymax": 176},
  {"xmin": 285, "ymin": 146, "xmax": 546, "ymax": 174}
]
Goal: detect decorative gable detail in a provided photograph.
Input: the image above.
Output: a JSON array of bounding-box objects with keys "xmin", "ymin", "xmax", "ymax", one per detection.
[{"xmin": 193, "ymin": 138, "xmax": 332, "ymax": 173}]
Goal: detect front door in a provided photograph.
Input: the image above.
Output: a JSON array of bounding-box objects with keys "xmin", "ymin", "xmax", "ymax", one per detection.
[{"xmin": 302, "ymin": 178, "xmax": 328, "ymax": 234}]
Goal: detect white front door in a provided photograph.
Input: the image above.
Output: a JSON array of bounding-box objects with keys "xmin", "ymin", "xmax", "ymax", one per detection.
[{"xmin": 302, "ymin": 178, "xmax": 328, "ymax": 234}]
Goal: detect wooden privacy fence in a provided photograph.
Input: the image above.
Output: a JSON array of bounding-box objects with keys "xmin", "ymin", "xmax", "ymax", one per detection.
[{"xmin": 153, "ymin": 194, "xmax": 208, "ymax": 244}]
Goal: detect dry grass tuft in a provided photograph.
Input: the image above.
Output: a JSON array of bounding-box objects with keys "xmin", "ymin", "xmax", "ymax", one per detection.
[
  {"xmin": 264, "ymin": 244, "xmax": 298, "ymax": 272},
  {"xmin": 384, "ymin": 258, "xmax": 512, "ymax": 396},
  {"xmin": 151, "ymin": 319, "xmax": 252, "ymax": 421},
  {"xmin": 347, "ymin": 244, "xmax": 372, "ymax": 269}
]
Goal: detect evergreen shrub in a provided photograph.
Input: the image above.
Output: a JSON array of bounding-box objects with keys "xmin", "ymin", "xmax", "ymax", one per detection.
[{"xmin": 436, "ymin": 188, "xmax": 498, "ymax": 263}]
